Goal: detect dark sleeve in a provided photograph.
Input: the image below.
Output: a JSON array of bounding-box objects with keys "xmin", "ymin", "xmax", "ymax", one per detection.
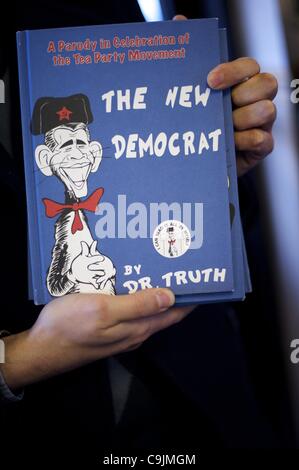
[{"xmin": 0, "ymin": 331, "xmax": 24, "ymax": 404}]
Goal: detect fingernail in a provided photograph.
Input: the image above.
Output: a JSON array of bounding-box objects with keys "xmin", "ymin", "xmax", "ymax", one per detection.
[
  {"xmin": 156, "ymin": 290, "xmax": 175, "ymax": 311},
  {"xmin": 173, "ymin": 14, "xmax": 187, "ymax": 21},
  {"xmin": 207, "ymin": 70, "xmax": 224, "ymax": 89}
]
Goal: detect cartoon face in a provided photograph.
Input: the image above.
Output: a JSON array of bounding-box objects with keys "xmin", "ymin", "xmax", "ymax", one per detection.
[
  {"xmin": 35, "ymin": 125, "xmax": 102, "ymax": 198},
  {"xmin": 50, "ymin": 127, "xmax": 95, "ymax": 197}
]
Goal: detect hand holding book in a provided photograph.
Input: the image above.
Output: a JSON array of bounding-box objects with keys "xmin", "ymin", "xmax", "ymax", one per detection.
[
  {"xmin": 175, "ymin": 15, "xmax": 278, "ymax": 176},
  {"xmin": 17, "ymin": 18, "xmax": 277, "ymax": 305},
  {"xmin": 1, "ymin": 288, "xmax": 192, "ymax": 390},
  {"xmin": 4, "ymin": 18, "xmax": 278, "ymax": 392},
  {"xmin": 208, "ymin": 57, "xmax": 277, "ymax": 176}
]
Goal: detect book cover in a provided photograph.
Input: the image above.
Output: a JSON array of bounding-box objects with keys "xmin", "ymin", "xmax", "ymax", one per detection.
[{"xmin": 17, "ymin": 19, "xmax": 236, "ymax": 305}]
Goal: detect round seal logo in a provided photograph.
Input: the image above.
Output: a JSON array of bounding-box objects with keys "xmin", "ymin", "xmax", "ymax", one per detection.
[{"xmin": 153, "ymin": 220, "xmax": 191, "ymax": 258}]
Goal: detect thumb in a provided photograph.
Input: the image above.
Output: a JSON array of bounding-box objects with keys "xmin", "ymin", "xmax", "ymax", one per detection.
[
  {"xmin": 90, "ymin": 240, "xmax": 98, "ymax": 256},
  {"xmin": 173, "ymin": 14, "xmax": 187, "ymax": 21},
  {"xmin": 80, "ymin": 241, "xmax": 90, "ymax": 257}
]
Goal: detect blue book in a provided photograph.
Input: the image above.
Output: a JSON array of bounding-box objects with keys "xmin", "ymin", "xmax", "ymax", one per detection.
[{"xmin": 17, "ymin": 19, "xmax": 239, "ymax": 305}]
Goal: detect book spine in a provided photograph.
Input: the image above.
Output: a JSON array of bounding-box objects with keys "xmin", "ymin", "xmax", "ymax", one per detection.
[
  {"xmin": 16, "ymin": 31, "xmax": 44, "ymax": 304},
  {"xmin": 220, "ymin": 29, "xmax": 251, "ymax": 296}
]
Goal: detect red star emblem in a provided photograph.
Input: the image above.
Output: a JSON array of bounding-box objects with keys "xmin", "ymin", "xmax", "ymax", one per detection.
[{"xmin": 56, "ymin": 106, "xmax": 73, "ymax": 121}]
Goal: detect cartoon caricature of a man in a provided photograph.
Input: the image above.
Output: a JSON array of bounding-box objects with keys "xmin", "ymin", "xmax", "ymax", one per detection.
[
  {"xmin": 31, "ymin": 94, "xmax": 116, "ymax": 297},
  {"xmin": 167, "ymin": 227, "xmax": 178, "ymax": 257}
]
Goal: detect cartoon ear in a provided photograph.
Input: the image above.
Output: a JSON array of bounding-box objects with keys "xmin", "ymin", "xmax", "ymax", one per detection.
[
  {"xmin": 35, "ymin": 145, "xmax": 54, "ymax": 176},
  {"xmin": 89, "ymin": 141, "xmax": 102, "ymax": 173}
]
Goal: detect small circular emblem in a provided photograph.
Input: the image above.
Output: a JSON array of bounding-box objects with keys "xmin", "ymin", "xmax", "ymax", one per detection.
[{"xmin": 152, "ymin": 220, "xmax": 191, "ymax": 258}]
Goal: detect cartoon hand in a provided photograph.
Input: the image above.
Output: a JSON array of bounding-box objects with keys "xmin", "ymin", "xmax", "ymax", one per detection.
[
  {"xmin": 86, "ymin": 241, "xmax": 116, "ymax": 289},
  {"xmin": 90, "ymin": 254, "xmax": 116, "ymax": 290},
  {"xmin": 69, "ymin": 240, "xmax": 106, "ymax": 289}
]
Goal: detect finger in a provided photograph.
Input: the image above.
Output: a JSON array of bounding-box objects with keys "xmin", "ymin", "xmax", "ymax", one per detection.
[
  {"xmin": 88, "ymin": 263, "xmax": 104, "ymax": 271},
  {"xmin": 91, "ymin": 273, "xmax": 106, "ymax": 283},
  {"xmin": 233, "ymin": 100, "xmax": 276, "ymax": 131},
  {"xmin": 88, "ymin": 257, "xmax": 105, "ymax": 269},
  {"xmin": 149, "ymin": 304, "xmax": 194, "ymax": 333},
  {"xmin": 102, "ymin": 305, "xmax": 194, "ymax": 346},
  {"xmin": 134, "ymin": 305, "xmax": 192, "ymax": 338},
  {"xmin": 96, "ymin": 277, "xmax": 109, "ymax": 289},
  {"xmin": 234, "ymin": 129, "xmax": 274, "ymax": 157},
  {"xmin": 208, "ymin": 57, "xmax": 260, "ymax": 90},
  {"xmin": 90, "ymin": 279, "xmax": 100, "ymax": 290},
  {"xmin": 125, "ymin": 342, "xmax": 144, "ymax": 352},
  {"xmin": 80, "ymin": 241, "xmax": 89, "ymax": 256},
  {"xmin": 236, "ymin": 137, "xmax": 274, "ymax": 176},
  {"xmin": 173, "ymin": 14, "xmax": 187, "ymax": 21},
  {"xmin": 236, "ymin": 152, "xmax": 263, "ymax": 176},
  {"xmin": 231, "ymin": 73, "xmax": 278, "ymax": 107},
  {"xmin": 91, "ymin": 254, "xmax": 105, "ymax": 262},
  {"xmin": 95, "ymin": 288, "xmax": 176, "ymax": 325},
  {"xmin": 113, "ymin": 289, "xmax": 176, "ymax": 323},
  {"xmin": 89, "ymin": 240, "xmax": 98, "ymax": 256}
]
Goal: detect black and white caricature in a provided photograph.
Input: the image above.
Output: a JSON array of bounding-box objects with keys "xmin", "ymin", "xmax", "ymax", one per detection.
[
  {"xmin": 167, "ymin": 227, "xmax": 178, "ymax": 257},
  {"xmin": 31, "ymin": 94, "xmax": 116, "ymax": 297}
]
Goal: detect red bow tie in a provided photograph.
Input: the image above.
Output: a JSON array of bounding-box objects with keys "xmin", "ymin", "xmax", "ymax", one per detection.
[{"xmin": 43, "ymin": 187, "xmax": 104, "ymax": 234}]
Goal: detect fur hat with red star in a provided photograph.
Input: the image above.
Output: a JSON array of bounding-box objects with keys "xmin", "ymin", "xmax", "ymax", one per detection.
[{"xmin": 31, "ymin": 94, "xmax": 93, "ymax": 135}]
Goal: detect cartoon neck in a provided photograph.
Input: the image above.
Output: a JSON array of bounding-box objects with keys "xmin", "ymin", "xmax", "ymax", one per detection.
[{"xmin": 64, "ymin": 188, "xmax": 80, "ymax": 204}]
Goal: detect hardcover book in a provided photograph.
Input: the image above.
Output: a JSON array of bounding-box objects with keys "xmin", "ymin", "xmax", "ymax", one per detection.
[{"xmin": 16, "ymin": 18, "xmax": 250, "ymax": 305}]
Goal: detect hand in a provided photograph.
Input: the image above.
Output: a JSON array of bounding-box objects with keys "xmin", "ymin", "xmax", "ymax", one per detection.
[
  {"xmin": 207, "ymin": 58, "xmax": 278, "ymax": 176},
  {"xmin": 91, "ymin": 254, "xmax": 116, "ymax": 290},
  {"xmin": 173, "ymin": 15, "xmax": 278, "ymax": 176},
  {"xmin": 69, "ymin": 240, "xmax": 106, "ymax": 289},
  {"xmin": 79, "ymin": 240, "xmax": 116, "ymax": 290},
  {"xmin": 1, "ymin": 289, "xmax": 194, "ymax": 390}
]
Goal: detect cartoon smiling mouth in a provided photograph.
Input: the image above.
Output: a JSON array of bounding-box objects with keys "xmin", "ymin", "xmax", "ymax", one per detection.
[{"xmin": 60, "ymin": 162, "xmax": 91, "ymax": 189}]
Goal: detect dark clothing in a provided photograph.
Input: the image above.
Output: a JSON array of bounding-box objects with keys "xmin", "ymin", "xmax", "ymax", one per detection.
[{"xmin": 0, "ymin": 1, "xmax": 293, "ymax": 460}]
